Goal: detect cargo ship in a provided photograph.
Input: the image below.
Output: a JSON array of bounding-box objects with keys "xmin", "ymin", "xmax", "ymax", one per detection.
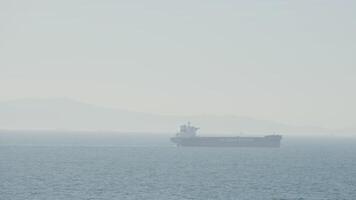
[{"xmin": 171, "ymin": 122, "xmax": 282, "ymax": 147}]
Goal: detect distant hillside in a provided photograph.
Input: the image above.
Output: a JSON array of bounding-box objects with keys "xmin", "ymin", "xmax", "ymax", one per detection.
[{"xmin": 0, "ymin": 98, "xmax": 332, "ymax": 135}]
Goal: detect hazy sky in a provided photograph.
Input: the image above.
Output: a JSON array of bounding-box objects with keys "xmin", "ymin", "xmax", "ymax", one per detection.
[{"xmin": 1, "ymin": 0, "xmax": 355, "ymax": 129}]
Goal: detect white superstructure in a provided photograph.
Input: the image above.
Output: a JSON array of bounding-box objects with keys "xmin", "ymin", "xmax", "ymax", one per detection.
[{"xmin": 176, "ymin": 122, "xmax": 199, "ymax": 137}]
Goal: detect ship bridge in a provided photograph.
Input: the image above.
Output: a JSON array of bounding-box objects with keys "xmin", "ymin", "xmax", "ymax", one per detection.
[{"xmin": 176, "ymin": 122, "xmax": 199, "ymax": 137}]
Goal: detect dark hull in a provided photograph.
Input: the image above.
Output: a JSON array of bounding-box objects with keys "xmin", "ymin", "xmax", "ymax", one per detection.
[{"xmin": 171, "ymin": 135, "xmax": 282, "ymax": 148}]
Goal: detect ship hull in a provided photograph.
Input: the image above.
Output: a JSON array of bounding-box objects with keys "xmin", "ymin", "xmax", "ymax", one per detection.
[{"xmin": 171, "ymin": 135, "xmax": 282, "ymax": 148}]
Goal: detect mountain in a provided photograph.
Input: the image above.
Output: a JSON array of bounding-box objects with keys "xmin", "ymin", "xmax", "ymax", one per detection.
[{"xmin": 0, "ymin": 98, "xmax": 332, "ymax": 135}]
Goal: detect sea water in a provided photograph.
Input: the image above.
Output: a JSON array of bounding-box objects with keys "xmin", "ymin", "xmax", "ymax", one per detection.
[{"xmin": 0, "ymin": 134, "xmax": 355, "ymax": 200}]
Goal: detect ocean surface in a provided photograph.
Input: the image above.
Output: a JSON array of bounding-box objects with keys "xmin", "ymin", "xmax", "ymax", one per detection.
[{"xmin": 1, "ymin": 133, "xmax": 356, "ymax": 200}]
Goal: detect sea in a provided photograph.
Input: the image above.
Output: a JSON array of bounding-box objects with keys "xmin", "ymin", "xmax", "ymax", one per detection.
[{"xmin": 0, "ymin": 132, "xmax": 356, "ymax": 200}]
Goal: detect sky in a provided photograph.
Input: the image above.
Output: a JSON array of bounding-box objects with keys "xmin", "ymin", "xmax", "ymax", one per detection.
[{"xmin": 0, "ymin": 0, "xmax": 355, "ymax": 130}]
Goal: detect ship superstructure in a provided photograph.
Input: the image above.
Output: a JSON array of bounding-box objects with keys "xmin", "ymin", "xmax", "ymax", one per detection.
[
  {"xmin": 171, "ymin": 122, "xmax": 282, "ymax": 147},
  {"xmin": 175, "ymin": 122, "xmax": 199, "ymax": 137}
]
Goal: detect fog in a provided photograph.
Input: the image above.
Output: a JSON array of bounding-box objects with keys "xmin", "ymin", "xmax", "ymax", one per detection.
[
  {"xmin": 1, "ymin": 0, "xmax": 356, "ymax": 134},
  {"xmin": 2, "ymin": 2, "xmax": 356, "ymax": 200}
]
